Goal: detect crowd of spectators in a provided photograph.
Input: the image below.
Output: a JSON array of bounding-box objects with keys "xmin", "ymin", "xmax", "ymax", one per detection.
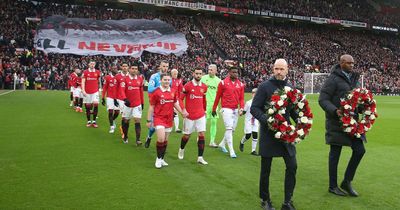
[
  {"xmin": 0, "ymin": 0, "xmax": 399, "ymax": 93},
  {"xmin": 185, "ymin": 0, "xmax": 400, "ymax": 27}
]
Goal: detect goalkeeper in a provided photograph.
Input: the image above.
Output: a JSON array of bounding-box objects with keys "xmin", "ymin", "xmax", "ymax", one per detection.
[{"xmin": 200, "ymin": 64, "xmax": 221, "ymax": 148}]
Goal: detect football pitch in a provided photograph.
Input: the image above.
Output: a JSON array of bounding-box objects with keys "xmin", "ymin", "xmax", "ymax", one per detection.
[{"xmin": 0, "ymin": 90, "xmax": 399, "ymax": 209}]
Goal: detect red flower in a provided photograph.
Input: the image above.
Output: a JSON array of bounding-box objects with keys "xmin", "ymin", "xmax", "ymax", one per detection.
[
  {"xmin": 279, "ymin": 124, "xmax": 287, "ymax": 132},
  {"xmin": 271, "ymin": 95, "xmax": 280, "ymax": 102},
  {"xmin": 342, "ymin": 116, "xmax": 351, "ymax": 124}
]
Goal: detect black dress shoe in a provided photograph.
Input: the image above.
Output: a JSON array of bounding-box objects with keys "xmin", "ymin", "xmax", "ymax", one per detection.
[
  {"xmin": 328, "ymin": 187, "xmax": 347, "ymax": 196},
  {"xmin": 281, "ymin": 201, "xmax": 296, "ymax": 210},
  {"xmin": 340, "ymin": 180, "xmax": 359, "ymax": 197},
  {"xmin": 261, "ymin": 200, "xmax": 275, "ymax": 210},
  {"xmin": 251, "ymin": 151, "xmax": 260, "ymax": 156}
]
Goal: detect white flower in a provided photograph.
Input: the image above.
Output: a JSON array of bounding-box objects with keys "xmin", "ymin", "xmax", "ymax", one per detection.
[
  {"xmin": 350, "ymin": 118, "xmax": 356, "ymax": 125},
  {"xmin": 344, "ymin": 104, "xmax": 351, "ymax": 110},
  {"xmin": 345, "ymin": 127, "xmax": 352, "ymax": 132},
  {"xmin": 347, "ymin": 94, "xmax": 353, "ymax": 99},
  {"xmin": 295, "ymin": 138, "xmax": 302, "ymax": 143},
  {"xmin": 284, "ymin": 86, "xmax": 292, "ymax": 92},
  {"xmin": 370, "ymin": 114, "xmax": 376, "ymax": 120},
  {"xmin": 297, "ymin": 129, "xmax": 305, "ymax": 136},
  {"xmin": 290, "ymin": 125, "xmax": 295, "ymax": 130},
  {"xmin": 268, "ymin": 109, "xmax": 274, "ymax": 115},
  {"xmin": 355, "ymin": 133, "xmax": 361, "ymax": 138},
  {"xmin": 268, "ymin": 117, "xmax": 274, "ymax": 123},
  {"xmin": 299, "ymin": 111, "xmax": 304, "ymax": 117},
  {"xmin": 364, "ymin": 126, "xmax": 369, "ymax": 131},
  {"xmin": 275, "ymin": 132, "xmax": 282, "ymax": 139},
  {"xmin": 298, "ymin": 102, "xmax": 304, "ymax": 109},
  {"xmin": 365, "ymin": 110, "xmax": 371, "ymax": 115},
  {"xmin": 300, "ymin": 117, "xmax": 308, "ymax": 124},
  {"xmin": 277, "ymin": 100, "xmax": 284, "ymax": 106},
  {"xmin": 281, "ymin": 94, "xmax": 287, "ymax": 100},
  {"xmin": 308, "ymin": 119, "xmax": 313, "ymax": 124},
  {"xmin": 279, "ymin": 109, "xmax": 286, "ymax": 115},
  {"xmin": 283, "ymin": 121, "xmax": 288, "ymax": 126},
  {"xmin": 360, "ymin": 120, "xmax": 366, "ymax": 124}
]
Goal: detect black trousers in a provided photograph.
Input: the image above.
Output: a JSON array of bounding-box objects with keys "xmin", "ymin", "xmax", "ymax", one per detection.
[
  {"xmin": 259, "ymin": 155, "xmax": 297, "ymax": 202},
  {"xmin": 329, "ymin": 139, "xmax": 366, "ymax": 188}
]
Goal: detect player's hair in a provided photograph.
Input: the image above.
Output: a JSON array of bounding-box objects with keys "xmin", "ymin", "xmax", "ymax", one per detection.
[
  {"xmin": 208, "ymin": 64, "xmax": 217, "ymax": 69},
  {"xmin": 159, "ymin": 60, "xmax": 169, "ymax": 66},
  {"xmin": 160, "ymin": 73, "xmax": 171, "ymax": 79},
  {"xmin": 171, "ymin": 69, "xmax": 178, "ymax": 73},
  {"xmin": 228, "ymin": 66, "xmax": 238, "ymax": 71},
  {"xmin": 252, "ymin": 88, "xmax": 258, "ymax": 93},
  {"xmin": 131, "ymin": 61, "xmax": 140, "ymax": 67},
  {"xmin": 194, "ymin": 67, "xmax": 204, "ymax": 72}
]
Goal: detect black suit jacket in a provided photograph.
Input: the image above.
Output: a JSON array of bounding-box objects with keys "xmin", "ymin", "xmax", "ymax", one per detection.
[{"xmin": 250, "ymin": 77, "xmax": 297, "ymax": 157}]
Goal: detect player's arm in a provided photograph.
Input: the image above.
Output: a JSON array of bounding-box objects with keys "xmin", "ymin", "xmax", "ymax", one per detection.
[
  {"xmin": 81, "ymin": 73, "xmax": 86, "ymax": 95},
  {"xmin": 140, "ymin": 77, "xmax": 144, "ymax": 109},
  {"xmin": 102, "ymin": 77, "xmax": 109, "ymax": 99},
  {"xmin": 203, "ymin": 86, "xmax": 207, "ymax": 112},
  {"xmin": 146, "ymin": 94, "xmax": 157, "ymax": 127},
  {"xmin": 179, "ymin": 86, "xmax": 186, "ymax": 110},
  {"xmin": 238, "ymin": 84, "xmax": 245, "ymax": 116},
  {"xmin": 212, "ymin": 82, "xmax": 223, "ymax": 112},
  {"xmin": 147, "ymin": 74, "xmax": 157, "ymax": 93},
  {"xmin": 239, "ymin": 83, "xmax": 245, "ymax": 109}
]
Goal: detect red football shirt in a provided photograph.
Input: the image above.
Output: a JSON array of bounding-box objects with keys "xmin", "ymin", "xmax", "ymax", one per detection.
[
  {"xmin": 150, "ymin": 87, "xmax": 177, "ymax": 128},
  {"xmin": 119, "ymin": 74, "xmax": 144, "ymax": 107},
  {"xmin": 72, "ymin": 76, "xmax": 82, "ymax": 88},
  {"xmin": 115, "ymin": 72, "xmax": 129, "ymax": 100},
  {"xmin": 102, "ymin": 74, "xmax": 117, "ymax": 99},
  {"xmin": 181, "ymin": 80, "xmax": 207, "ymax": 120},
  {"xmin": 82, "ymin": 69, "xmax": 101, "ymax": 94},
  {"xmin": 212, "ymin": 77, "xmax": 245, "ymax": 111},
  {"xmin": 68, "ymin": 72, "xmax": 77, "ymax": 89},
  {"xmin": 171, "ymin": 78, "xmax": 183, "ymax": 98}
]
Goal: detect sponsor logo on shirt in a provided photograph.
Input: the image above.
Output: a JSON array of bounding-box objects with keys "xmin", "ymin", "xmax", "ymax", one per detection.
[
  {"xmin": 190, "ymin": 94, "xmax": 203, "ymax": 99},
  {"xmin": 160, "ymin": 99, "xmax": 174, "ymax": 104}
]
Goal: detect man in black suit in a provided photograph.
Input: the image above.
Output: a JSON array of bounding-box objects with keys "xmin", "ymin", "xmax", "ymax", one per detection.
[
  {"xmin": 251, "ymin": 59, "xmax": 298, "ymax": 210},
  {"xmin": 319, "ymin": 54, "xmax": 366, "ymax": 197}
]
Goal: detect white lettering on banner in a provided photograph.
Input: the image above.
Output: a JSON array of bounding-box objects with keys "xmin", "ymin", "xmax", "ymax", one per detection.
[
  {"xmin": 372, "ymin": 26, "xmax": 398, "ymax": 32},
  {"xmin": 34, "ymin": 16, "xmax": 188, "ymax": 57},
  {"xmin": 127, "ymin": 0, "xmax": 215, "ymax": 11}
]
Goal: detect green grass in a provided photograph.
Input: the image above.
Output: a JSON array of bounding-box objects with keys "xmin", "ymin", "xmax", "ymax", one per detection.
[{"xmin": 0, "ymin": 91, "xmax": 399, "ymax": 209}]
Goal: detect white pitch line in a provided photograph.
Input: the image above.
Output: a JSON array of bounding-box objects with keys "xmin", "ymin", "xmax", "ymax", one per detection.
[{"xmin": 0, "ymin": 90, "xmax": 15, "ymax": 96}]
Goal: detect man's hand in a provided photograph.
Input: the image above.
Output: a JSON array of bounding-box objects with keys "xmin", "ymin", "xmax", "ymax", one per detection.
[
  {"xmin": 101, "ymin": 98, "xmax": 106, "ymax": 106},
  {"xmin": 211, "ymin": 111, "xmax": 217, "ymax": 117},
  {"xmin": 114, "ymin": 99, "xmax": 119, "ymax": 107},
  {"xmin": 124, "ymin": 99, "xmax": 130, "ymax": 107},
  {"xmin": 239, "ymin": 108, "xmax": 244, "ymax": 116},
  {"xmin": 181, "ymin": 109, "xmax": 189, "ymax": 118},
  {"xmin": 336, "ymin": 109, "xmax": 343, "ymax": 117}
]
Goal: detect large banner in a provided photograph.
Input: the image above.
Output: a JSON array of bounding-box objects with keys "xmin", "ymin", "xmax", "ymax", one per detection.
[{"xmin": 34, "ymin": 16, "xmax": 188, "ymax": 57}]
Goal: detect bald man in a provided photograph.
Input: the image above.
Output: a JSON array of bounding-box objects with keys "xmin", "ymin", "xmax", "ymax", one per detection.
[
  {"xmin": 250, "ymin": 59, "xmax": 298, "ymax": 210},
  {"xmin": 319, "ymin": 54, "xmax": 365, "ymax": 197}
]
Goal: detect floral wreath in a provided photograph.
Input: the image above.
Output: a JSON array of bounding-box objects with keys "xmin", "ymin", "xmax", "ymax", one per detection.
[
  {"xmin": 265, "ymin": 86, "xmax": 313, "ymax": 144},
  {"xmin": 339, "ymin": 88, "xmax": 378, "ymax": 138}
]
